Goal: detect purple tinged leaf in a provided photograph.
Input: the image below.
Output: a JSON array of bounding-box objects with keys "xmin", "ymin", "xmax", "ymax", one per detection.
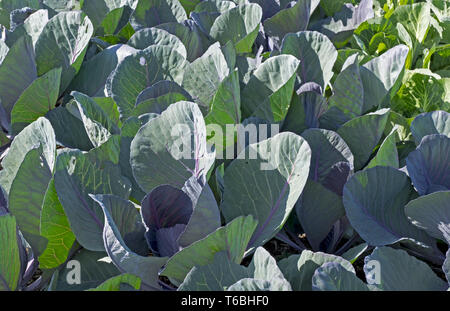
[
  {"xmin": 410, "ymin": 111, "xmax": 450, "ymax": 145},
  {"xmin": 301, "ymin": 129, "xmax": 353, "ymax": 184},
  {"xmin": 141, "ymin": 185, "xmax": 193, "ymax": 256},
  {"xmin": 303, "ymin": 93, "xmax": 328, "ymax": 129},
  {"xmin": 282, "ymin": 91, "xmax": 328, "ymax": 135},
  {"xmin": 249, "ymin": 0, "xmax": 284, "ymax": 20},
  {"xmin": 405, "ymin": 191, "xmax": 450, "ymax": 244},
  {"xmin": 343, "ymin": 166, "xmax": 434, "ymax": 247},
  {"xmin": 406, "ymin": 134, "xmax": 450, "ymax": 195},
  {"xmin": 155, "ymin": 224, "xmax": 186, "ymax": 257},
  {"xmin": 141, "ymin": 185, "xmax": 193, "ymax": 230},
  {"xmin": 321, "ymin": 161, "xmax": 352, "ymax": 196},
  {"xmin": 295, "ymin": 180, "xmax": 345, "ymax": 250}
]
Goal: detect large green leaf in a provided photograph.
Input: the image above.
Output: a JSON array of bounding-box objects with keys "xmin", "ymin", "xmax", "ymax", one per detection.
[
  {"xmin": 107, "ymin": 45, "xmax": 187, "ymax": 119},
  {"xmin": 118, "ymin": 116, "xmax": 152, "ymax": 201},
  {"xmin": 205, "ymin": 68, "xmax": 241, "ymax": 126},
  {"xmin": 343, "ymin": 166, "xmax": 433, "ymax": 247},
  {"xmin": 68, "ymin": 92, "xmax": 120, "ymax": 147},
  {"xmin": 0, "ymin": 36, "xmax": 37, "ymax": 131},
  {"xmin": 193, "ymin": 0, "xmax": 236, "ymax": 14},
  {"xmin": 177, "ymin": 181, "xmax": 221, "ymax": 248},
  {"xmin": 263, "ymin": 0, "xmax": 320, "ymax": 44},
  {"xmin": 366, "ymin": 126, "xmax": 399, "ymax": 169},
  {"xmin": 392, "ymin": 69, "xmax": 449, "ymax": 118},
  {"xmin": 35, "ymin": 11, "xmax": 94, "ymax": 92},
  {"xmin": 179, "ymin": 0, "xmax": 202, "ymax": 15},
  {"xmin": 94, "ymin": 194, "xmax": 166, "ymax": 290},
  {"xmin": 246, "ymin": 246, "xmax": 291, "ymax": 291},
  {"xmin": 133, "ymin": 81, "xmax": 192, "ymax": 116},
  {"xmin": 319, "ymin": 0, "xmax": 346, "ymax": 17},
  {"xmin": 44, "ymin": 106, "xmax": 94, "ymax": 151},
  {"xmin": 337, "ymin": 109, "xmax": 390, "ymax": 170},
  {"xmin": 312, "ymin": 262, "xmax": 370, "ymax": 291},
  {"xmin": 49, "ymin": 249, "xmax": 120, "ymax": 291},
  {"xmin": 130, "ymin": 0, "xmax": 187, "ymax": 31},
  {"xmin": 342, "ymin": 243, "xmax": 368, "ymax": 264},
  {"xmin": 360, "ymin": 45, "xmax": 409, "ymax": 112},
  {"xmin": 278, "ymin": 250, "xmax": 354, "ymax": 291},
  {"xmin": 241, "ymin": 55, "xmax": 300, "ymax": 122},
  {"xmin": 81, "ymin": 0, "xmax": 134, "ymax": 31},
  {"xmin": 364, "ymin": 247, "xmax": 447, "ymax": 291},
  {"xmin": 0, "ymin": 117, "xmax": 56, "ymax": 195},
  {"xmin": 128, "ymin": 27, "xmax": 186, "ymax": 58},
  {"xmin": 226, "ymin": 279, "xmax": 281, "ymax": 291},
  {"xmin": 156, "ymin": 20, "xmax": 212, "ymax": 62},
  {"xmin": 0, "ymin": 214, "xmax": 21, "ymax": 291},
  {"xmin": 405, "ymin": 191, "xmax": 450, "ymax": 244},
  {"xmin": 54, "ymin": 141, "xmax": 132, "ymax": 251},
  {"xmin": 88, "ymin": 273, "xmax": 141, "ymax": 291},
  {"xmin": 180, "ymin": 238, "xmax": 292, "ymax": 292},
  {"xmin": 327, "ymin": 60, "xmax": 364, "ymax": 120},
  {"xmin": 161, "ymin": 215, "xmax": 258, "ymax": 284},
  {"xmin": 39, "ymin": 179, "xmax": 76, "ymax": 269},
  {"xmin": 92, "ymin": 194, "xmax": 149, "ymax": 256},
  {"xmin": 130, "ymin": 101, "xmax": 215, "ymax": 193},
  {"xmin": 10, "ymin": 67, "xmax": 61, "ymax": 135},
  {"xmin": 209, "ymin": 3, "xmax": 262, "ymax": 54},
  {"xmin": 205, "ymin": 69, "xmax": 241, "ymax": 156},
  {"xmin": 310, "ymin": 0, "xmax": 374, "ymax": 45},
  {"xmin": 226, "ymin": 246, "xmax": 292, "ymax": 291},
  {"xmin": 221, "ymin": 132, "xmax": 311, "ymax": 249},
  {"xmin": 391, "ymin": 3, "xmax": 431, "ymax": 45},
  {"xmin": 411, "ymin": 111, "xmax": 450, "ymax": 144},
  {"xmin": 178, "ymin": 251, "xmax": 250, "ymax": 291},
  {"xmin": 182, "ymin": 42, "xmax": 229, "ymax": 108},
  {"xmin": 282, "ymin": 89, "xmax": 328, "ymax": 134},
  {"xmin": 9, "ymin": 146, "xmax": 51, "ymax": 256},
  {"xmin": 281, "ymin": 31, "xmax": 337, "ymax": 91},
  {"xmin": 70, "ymin": 44, "xmax": 138, "ymax": 97},
  {"xmin": 190, "ymin": 0, "xmax": 237, "ymax": 35}
]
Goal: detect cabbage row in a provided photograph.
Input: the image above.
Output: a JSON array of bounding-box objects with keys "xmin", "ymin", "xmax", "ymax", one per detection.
[{"xmin": 0, "ymin": 0, "xmax": 449, "ymax": 291}]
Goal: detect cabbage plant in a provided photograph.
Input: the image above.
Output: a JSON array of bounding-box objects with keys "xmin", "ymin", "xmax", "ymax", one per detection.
[{"xmin": 0, "ymin": 0, "xmax": 449, "ymax": 292}]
